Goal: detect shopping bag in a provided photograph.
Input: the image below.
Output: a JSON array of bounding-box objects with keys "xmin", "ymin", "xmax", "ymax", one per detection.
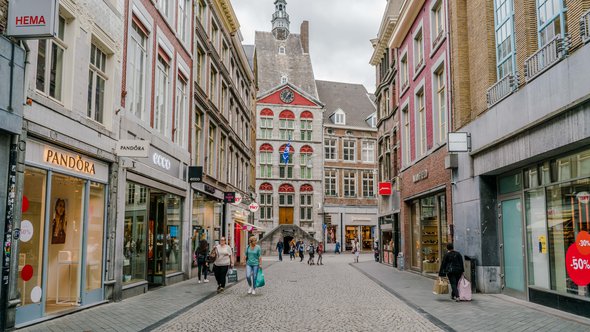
[
  {"xmin": 255, "ymin": 268, "xmax": 265, "ymax": 288},
  {"xmin": 227, "ymin": 268, "xmax": 238, "ymax": 283},
  {"xmin": 458, "ymin": 275, "xmax": 472, "ymax": 301},
  {"xmin": 432, "ymin": 277, "xmax": 449, "ymax": 295}
]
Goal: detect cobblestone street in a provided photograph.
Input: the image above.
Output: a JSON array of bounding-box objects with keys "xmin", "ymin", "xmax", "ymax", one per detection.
[{"xmin": 155, "ymin": 254, "xmax": 441, "ymax": 332}]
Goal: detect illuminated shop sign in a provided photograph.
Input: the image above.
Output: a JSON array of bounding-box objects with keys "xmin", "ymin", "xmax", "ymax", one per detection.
[{"xmin": 44, "ymin": 149, "xmax": 96, "ymax": 175}]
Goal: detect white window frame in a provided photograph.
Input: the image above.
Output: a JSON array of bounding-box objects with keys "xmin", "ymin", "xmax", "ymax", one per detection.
[
  {"xmin": 494, "ymin": 0, "xmax": 516, "ymax": 79},
  {"xmin": 300, "ymin": 119, "xmax": 312, "ymax": 141},
  {"xmin": 536, "ymin": 0, "xmax": 565, "ymax": 47},
  {"xmin": 415, "ymin": 87, "xmax": 427, "ymax": 157},
  {"xmin": 155, "ymin": 55, "xmax": 171, "ymax": 137},
  {"xmin": 260, "ymin": 193, "xmax": 273, "ymax": 221},
  {"xmin": 259, "ymin": 151, "xmax": 272, "ymax": 178},
  {"xmin": 325, "ymin": 138, "xmax": 337, "ymax": 160},
  {"xmin": 300, "ymin": 153, "xmax": 312, "ymax": 179},
  {"xmin": 401, "ymin": 103, "xmax": 411, "ymax": 165},
  {"xmin": 343, "ymin": 171, "xmax": 357, "ymax": 197},
  {"xmin": 259, "ymin": 116, "xmax": 273, "ymax": 139},
  {"xmin": 36, "ymin": 15, "xmax": 67, "ymax": 102},
  {"xmin": 430, "ymin": 0, "xmax": 445, "ymax": 50},
  {"xmin": 194, "ymin": 111, "xmax": 203, "ymax": 165},
  {"xmin": 413, "ymin": 24, "xmax": 425, "ymax": 75},
  {"xmin": 174, "ymin": 77, "xmax": 187, "ymax": 147},
  {"xmin": 400, "ymin": 50, "xmax": 409, "ymax": 92},
  {"xmin": 325, "ymin": 169, "xmax": 337, "ymax": 196},
  {"xmin": 177, "ymin": 0, "xmax": 190, "ymax": 44},
  {"xmin": 279, "ymin": 118, "xmax": 294, "ymax": 140},
  {"xmin": 128, "ymin": 21, "xmax": 148, "ymax": 121},
  {"xmin": 300, "ymin": 194, "xmax": 313, "ymax": 221},
  {"xmin": 87, "ymin": 43, "xmax": 108, "ymax": 124},
  {"xmin": 362, "ymin": 171, "xmax": 375, "ymax": 198},
  {"xmin": 208, "ymin": 122, "xmax": 217, "ymax": 178},
  {"xmin": 362, "ymin": 141, "xmax": 375, "ymax": 163},
  {"xmin": 343, "ymin": 139, "xmax": 356, "ymax": 162}
]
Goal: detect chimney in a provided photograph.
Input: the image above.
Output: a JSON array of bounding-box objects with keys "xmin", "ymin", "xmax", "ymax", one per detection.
[{"xmin": 300, "ymin": 21, "xmax": 309, "ymax": 53}]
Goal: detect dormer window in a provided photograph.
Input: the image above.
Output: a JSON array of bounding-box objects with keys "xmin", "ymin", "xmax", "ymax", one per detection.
[
  {"xmin": 279, "ymin": 46, "xmax": 285, "ymax": 54},
  {"xmin": 366, "ymin": 113, "xmax": 377, "ymax": 128},
  {"xmin": 333, "ymin": 109, "xmax": 346, "ymax": 125},
  {"xmin": 281, "ymin": 75, "xmax": 288, "ymax": 84}
]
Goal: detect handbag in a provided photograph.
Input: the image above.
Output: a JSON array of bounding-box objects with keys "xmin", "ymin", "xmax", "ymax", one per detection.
[
  {"xmin": 207, "ymin": 247, "xmax": 218, "ymax": 264},
  {"xmin": 227, "ymin": 268, "xmax": 238, "ymax": 283},
  {"xmin": 255, "ymin": 268, "xmax": 265, "ymax": 288},
  {"xmin": 432, "ymin": 277, "xmax": 449, "ymax": 295},
  {"xmin": 458, "ymin": 274, "xmax": 472, "ymax": 301}
]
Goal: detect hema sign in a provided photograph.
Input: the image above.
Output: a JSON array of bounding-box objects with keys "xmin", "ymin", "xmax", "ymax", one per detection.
[{"xmin": 7, "ymin": 0, "xmax": 59, "ymax": 38}]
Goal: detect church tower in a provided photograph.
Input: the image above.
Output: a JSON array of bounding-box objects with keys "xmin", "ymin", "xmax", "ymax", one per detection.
[{"xmin": 271, "ymin": 0, "xmax": 290, "ymax": 40}]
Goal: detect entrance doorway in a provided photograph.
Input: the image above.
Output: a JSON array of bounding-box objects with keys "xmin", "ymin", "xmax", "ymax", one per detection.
[
  {"xmin": 283, "ymin": 236, "xmax": 293, "ymax": 254},
  {"xmin": 147, "ymin": 194, "xmax": 165, "ymax": 287},
  {"xmin": 500, "ymin": 197, "xmax": 526, "ymax": 299},
  {"xmin": 279, "ymin": 207, "xmax": 294, "ymax": 224}
]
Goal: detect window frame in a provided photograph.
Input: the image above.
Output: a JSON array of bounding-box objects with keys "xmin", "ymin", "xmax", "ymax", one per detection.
[
  {"xmin": 325, "ymin": 138, "xmax": 337, "ymax": 160},
  {"xmin": 362, "ymin": 171, "xmax": 375, "ymax": 198},
  {"xmin": 494, "ymin": 0, "xmax": 516, "ymax": 79},
  {"xmin": 87, "ymin": 43, "xmax": 108, "ymax": 124},
  {"xmin": 36, "ymin": 15, "xmax": 67, "ymax": 101},
  {"xmin": 325, "ymin": 169, "xmax": 338, "ymax": 196},
  {"xmin": 155, "ymin": 54, "xmax": 171, "ymax": 137},
  {"xmin": 361, "ymin": 141, "xmax": 375, "ymax": 163},
  {"xmin": 343, "ymin": 139, "xmax": 357, "ymax": 162},
  {"xmin": 128, "ymin": 21, "xmax": 148, "ymax": 121},
  {"xmin": 343, "ymin": 170, "xmax": 357, "ymax": 197}
]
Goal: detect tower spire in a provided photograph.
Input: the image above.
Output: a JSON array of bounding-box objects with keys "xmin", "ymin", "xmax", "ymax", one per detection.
[{"xmin": 272, "ymin": 0, "xmax": 290, "ymax": 40}]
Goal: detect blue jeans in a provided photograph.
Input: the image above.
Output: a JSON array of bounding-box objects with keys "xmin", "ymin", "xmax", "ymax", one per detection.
[{"xmin": 246, "ymin": 264, "xmax": 259, "ymax": 289}]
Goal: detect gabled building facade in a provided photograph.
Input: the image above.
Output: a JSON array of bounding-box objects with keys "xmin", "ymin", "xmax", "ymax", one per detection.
[
  {"xmin": 254, "ymin": 1, "xmax": 324, "ymax": 253},
  {"xmin": 317, "ymin": 80, "xmax": 378, "ymax": 253}
]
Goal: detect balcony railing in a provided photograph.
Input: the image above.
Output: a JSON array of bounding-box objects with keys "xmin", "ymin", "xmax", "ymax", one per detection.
[
  {"xmin": 582, "ymin": 9, "xmax": 590, "ymax": 44},
  {"xmin": 486, "ymin": 72, "xmax": 519, "ymax": 108},
  {"xmin": 524, "ymin": 34, "xmax": 568, "ymax": 82}
]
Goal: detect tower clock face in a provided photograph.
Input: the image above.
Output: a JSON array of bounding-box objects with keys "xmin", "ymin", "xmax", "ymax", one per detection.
[{"xmin": 280, "ymin": 88, "xmax": 295, "ymax": 103}]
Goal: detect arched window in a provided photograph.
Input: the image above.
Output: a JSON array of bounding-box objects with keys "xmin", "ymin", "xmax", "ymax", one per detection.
[
  {"xmin": 279, "ymin": 183, "xmax": 295, "ymax": 207},
  {"xmin": 280, "ymin": 75, "xmax": 288, "ymax": 84},
  {"xmin": 279, "ymin": 110, "xmax": 295, "ymax": 140},
  {"xmin": 259, "ymin": 183, "xmax": 273, "ymax": 191},
  {"xmin": 279, "ymin": 183, "xmax": 295, "ymax": 192},
  {"xmin": 259, "ymin": 183, "xmax": 273, "ymax": 221},
  {"xmin": 300, "ymin": 145, "xmax": 313, "ymax": 180},
  {"xmin": 300, "ymin": 184, "xmax": 313, "ymax": 222},
  {"xmin": 260, "ymin": 109, "xmax": 274, "ymax": 139},
  {"xmin": 279, "ymin": 144, "xmax": 294, "ymax": 179},
  {"xmin": 279, "ymin": 46, "xmax": 286, "ymax": 54},
  {"xmin": 259, "ymin": 144, "xmax": 273, "ymax": 178}
]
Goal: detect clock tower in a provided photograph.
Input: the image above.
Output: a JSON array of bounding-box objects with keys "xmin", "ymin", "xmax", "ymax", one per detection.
[{"xmin": 271, "ymin": 0, "xmax": 290, "ymax": 40}]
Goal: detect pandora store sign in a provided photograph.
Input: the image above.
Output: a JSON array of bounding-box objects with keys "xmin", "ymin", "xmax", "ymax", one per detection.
[{"xmin": 7, "ymin": 0, "xmax": 59, "ymax": 38}]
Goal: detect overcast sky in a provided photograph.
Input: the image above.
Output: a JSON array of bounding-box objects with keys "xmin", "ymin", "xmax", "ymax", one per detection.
[{"xmin": 232, "ymin": 0, "xmax": 387, "ymax": 93}]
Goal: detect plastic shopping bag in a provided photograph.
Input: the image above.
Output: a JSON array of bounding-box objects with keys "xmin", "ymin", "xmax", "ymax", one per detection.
[
  {"xmin": 255, "ymin": 268, "xmax": 265, "ymax": 288},
  {"xmin": 227, "ymin": 268, "xmax": 238, "ymax": 283},
  {"xmin": 432, "ymin": 277, "xmax": 449, "ymax": 295},
  {"xmin": 458, "ymin": 275, "xmax": 472, "ymax": 301}
]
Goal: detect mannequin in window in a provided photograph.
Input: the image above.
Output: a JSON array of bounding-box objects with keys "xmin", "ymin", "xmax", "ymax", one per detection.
[{"xmin": 51, "ymin": 198, "xmax": 67, "ymax": 244}]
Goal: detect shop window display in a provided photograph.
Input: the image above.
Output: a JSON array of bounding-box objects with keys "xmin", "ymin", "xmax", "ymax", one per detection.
[
  {"xmin": 382, "ymin": 231, "xmax": 393, "ymax": 265},
  {"xmin": 86, "ymin": 182, "xmax": 105, "ymax": 291},
  {"xmin": 123, "ymin": 182, "xmax": 147, "ymax": 283},
  {"xmin": 166, "ymin": 195, "xmax": 182, "ymax": 273},
  {"xmin": 410, "ymin": 193, "xmax": 447, "ymax": 273}
]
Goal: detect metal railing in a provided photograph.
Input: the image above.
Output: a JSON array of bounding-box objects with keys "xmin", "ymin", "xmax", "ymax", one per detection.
[
  {"xmin": 582, "ymin": 9, "xmax": 590, "ymax": 44},
  {"xmin": 524, "ymin": 34, "xmax": 568, "ymax": 82},
  {"xmin": 486, "ymin": 72, "xmax": 519, "ymax": 108}
]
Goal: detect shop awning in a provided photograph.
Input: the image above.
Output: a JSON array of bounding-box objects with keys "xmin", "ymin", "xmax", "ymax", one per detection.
[{"xmin": 235, "ymin": 219, "xmax": 265, "ymax": 231}]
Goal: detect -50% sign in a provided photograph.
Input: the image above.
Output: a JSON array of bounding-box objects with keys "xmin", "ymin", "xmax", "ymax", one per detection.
[{"xmin": 566, "ymin": 231, "xmax": 590, "ymax": 286}]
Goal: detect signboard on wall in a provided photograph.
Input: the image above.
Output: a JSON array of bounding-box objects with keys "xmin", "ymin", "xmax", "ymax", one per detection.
[
  {"xmin": 448, "ymin": 132, "xmax": 471, "ymax": 152},
  {"xmin": 224, "ymin": 192, "xmax": 236, "ymax": 204},
  {"xmin": 116, "ymin": 140, "xmax": 150, "ymax": 157},
  {"xmin": 378, "ymin": 182, "xmax": 392, "ymax": 196},
  {"xmin": 7, "ymin": 0, "xmax": 59, "ymax": 38},
  {"xmin": 188, "ymin": 166, "xmax": 203, "ymax": 183}
]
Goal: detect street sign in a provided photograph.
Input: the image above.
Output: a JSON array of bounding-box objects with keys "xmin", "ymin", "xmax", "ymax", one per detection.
[
  {"xmin": 378, "ymin": 182, "xmax": 392, "ymax": 196},
  {"xmin": 248, "ymin": 202, "xmax": 259, "ymax": 212}
]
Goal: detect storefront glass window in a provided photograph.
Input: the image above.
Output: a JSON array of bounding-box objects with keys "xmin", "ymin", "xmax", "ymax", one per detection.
[
  {"xmin": 411, "ymin": 201, "xmax": 421, "ymax": 268},
  {"xmin": 525, "ymin": 188, "xmax": 550, "ymax": 289},
  {"xmin": 439, "ymin": 194, "xmax": 449, "ymax": 252},
  {"xmin": 421, "ymin": 196, "xmax": 439, "ymax": 273},
  {"xmin": 345, "ymin": 226, "xmax": 358, "ymax": 251},
  {"xmin": 166, "ymin": 194, "xmax": 182, "ymax": 273},
  {"xmin": 123, "ymin": 182, "xmax": 147, "ymax": 284},
  {"xmin": 19, "ymin": 167, "xmax": 47, "ymax": 308},
  {"xmin": 86, "ymin": 182, "xmax": 105, "ymax": 291},
  {"xmin": 546, "ymin": 179, "xmax": 590, "ymax": 298},
  {"xmin": 47, "ymin": 173, "xmax": 84, "ymax": 312},
  {"xmin": 191, "ymin": 195, "xmax": 206, "ymax": 268},
  {"xmin": 499, "ymin": 172, "xmax": 522, "ymax": 195}
]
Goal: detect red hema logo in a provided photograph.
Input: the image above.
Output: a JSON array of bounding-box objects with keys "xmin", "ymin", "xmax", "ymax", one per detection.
[{"xmin": 16, "ymin": 16, "xmax": 47, "ymax": 26}]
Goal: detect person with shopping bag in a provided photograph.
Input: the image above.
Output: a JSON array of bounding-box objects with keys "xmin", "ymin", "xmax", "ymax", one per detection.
[
  {"xmin": 245, "ymin": 236, "xmax": 262, "ymax": 295},
  {"xmin": 212, "ymin": 237, "xmax": 233, "ymax": 293},
  {"xmin": 438, "ymin": 243, "xmax": 464, "ymax": 302}
]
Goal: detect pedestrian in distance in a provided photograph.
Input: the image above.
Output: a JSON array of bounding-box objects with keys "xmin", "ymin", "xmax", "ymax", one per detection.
[
  {"xmin": 438, "ymin": 243, "xmax": 465, "ymax": 302},
  {"xmin": 298, "ymin": 240, "xmax": 305, "ymax": 262},
  {"xmin": 276, "ymin": 239, "xmax": 284, "ymax": 261},
  {"xmin": 195, "ymin": 240, "xmax": 209, "ymax": 283},
  {"xmin": 307, "ymin": 242, "xmax": 315, "ymax": 265},
  {"xmin": 374, "ymin": 241, "xmax": 379, "ymax": 262},
  {"xmin": 335, "ymin": 241, "xmax": 341, "ymax": 254},
  {"xmin": 245, "ymin": 236, "xmax": 262, "ymax": 295},
  {"xmin": 316, "ymin": 242, "xmax": 324, "ymax": 265},
  {"xmin": 351, "ymin": 239, "xmax": 360, "ymax": 263},
  {"xmin": 212, "ymin": 237, "xmax": 233, "ymax": 293},
  {"xmin": 289, "ymin": 241, "xmax": 295, "ymax": 261}
]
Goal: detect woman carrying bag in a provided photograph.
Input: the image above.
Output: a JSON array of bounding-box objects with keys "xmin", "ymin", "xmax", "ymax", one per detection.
[
  {"xmin": 212, "ymin": 237, "xmax": 233, "ymax": 293},
  {"xmin": 245, "ymin": 236, "xmax": 262, "ymax": 295},
  {"xmin": 438, "ymin": 243, "xmax": 464, "ymax": 302}
]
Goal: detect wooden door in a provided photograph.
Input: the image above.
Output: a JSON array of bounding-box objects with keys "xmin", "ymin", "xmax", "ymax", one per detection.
[{"xmin": 279, "ymin": 207, "xmax": 294, "ymax": 224}]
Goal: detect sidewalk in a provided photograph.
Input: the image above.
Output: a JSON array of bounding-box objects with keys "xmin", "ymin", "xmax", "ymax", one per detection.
[
  {"xmin": 17, "ymin": 266, "xmax": 247, "ymax": 332},
  {"xmin": 352, "ymin": 260, "xmax": 590, "ymax": 332}
]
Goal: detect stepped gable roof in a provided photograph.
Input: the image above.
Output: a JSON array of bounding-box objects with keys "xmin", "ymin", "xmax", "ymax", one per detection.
[
  {"xmin": 255, "ymin": 31, "xmax": 318, "ymax": 99},
  {"xmin": 316, "ymin": 80, "xmax": 377, "ymax": 128}
]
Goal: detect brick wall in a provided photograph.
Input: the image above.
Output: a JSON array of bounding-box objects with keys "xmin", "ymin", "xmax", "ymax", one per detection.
[
  {"xmin": 514, "ymin": 0, "xmax": 538, "ymax": 87},
  {"xmin": 448, "ymin": 0, "xmax": 471, "ymax": 130},
  {"xmin": 566, "ymin": 0, "xmax": 590, "ymax": 52},
  {"xmin": 0, "ymin": 0, "xmax": 7, "ymax": 34}
]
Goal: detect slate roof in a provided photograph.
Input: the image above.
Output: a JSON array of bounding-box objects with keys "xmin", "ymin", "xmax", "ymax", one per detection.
[
  {"xmin": 255, "ymin": 31, "xmax": 318, "ymax": 99},
  {"xmin": 242, "ymin": 44, "xmax": 255, "ymax": 70},
  {"xmin": 315, "ymin": 80, "xmax": 377, "ymax": 128}
]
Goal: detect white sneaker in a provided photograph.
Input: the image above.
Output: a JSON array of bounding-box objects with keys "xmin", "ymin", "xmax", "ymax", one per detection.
[
  {"xmin": 198, "ymin": 280, "xmax": 201, "ymax": 284},
  {"xmin": 204, "ymin": 279, "xmax": 209, "ymax": 283},
  {"xmin": 247, "ymin": 287, "xmax": 252, "ymax": 294},
  {"xmin": 251, "ymin": 289, "xmax": 256, "ymax": 295}
]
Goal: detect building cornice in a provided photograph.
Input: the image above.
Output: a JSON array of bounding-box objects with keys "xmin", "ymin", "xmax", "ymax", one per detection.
[
  {"xmin": 213, "ymin": 0, "xmax": 240, "ymax": 34},
  {"xmin": 389, "ymin": 0, "xmax": 426, "ymax": 48},
  {"xmin": 370, "ymin": 0, "xmax": 403, "ymax": 66}
]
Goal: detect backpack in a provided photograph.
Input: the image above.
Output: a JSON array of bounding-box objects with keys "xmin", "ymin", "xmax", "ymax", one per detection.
[{"xmin": 308, "ymin": 245, "xmax": 315, "ymax": 254}]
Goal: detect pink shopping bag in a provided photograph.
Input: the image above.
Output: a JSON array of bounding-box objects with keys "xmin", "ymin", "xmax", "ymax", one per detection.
[{"xmin": 458, "ymin": 275, "xmax": 472, "ymax": 301}]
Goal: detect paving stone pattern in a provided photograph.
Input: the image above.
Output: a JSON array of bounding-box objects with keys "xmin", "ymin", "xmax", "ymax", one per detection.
[{"xmin": 155, "ymin": 254, "xmax": 441, "ymax": 332}]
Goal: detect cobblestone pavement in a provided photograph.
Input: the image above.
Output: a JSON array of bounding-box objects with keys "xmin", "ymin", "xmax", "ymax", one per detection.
[{"xmin": 155, "ymin": 254, "xmax": 442, "ymax": 332}]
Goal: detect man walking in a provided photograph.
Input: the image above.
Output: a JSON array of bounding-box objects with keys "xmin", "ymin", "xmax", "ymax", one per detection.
[
  {"xmin": 298, "ymin": 240, "xmax": 305, "ymax": 262},
  {"xmin": 276, "ymin": 239, "xmax": 284, "ymax": 261}
]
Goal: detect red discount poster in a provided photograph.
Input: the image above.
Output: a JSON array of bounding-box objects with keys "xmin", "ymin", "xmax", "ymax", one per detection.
[{"xmin": 565, "ymin": 231, "xmax": 590, "ymax": 286}]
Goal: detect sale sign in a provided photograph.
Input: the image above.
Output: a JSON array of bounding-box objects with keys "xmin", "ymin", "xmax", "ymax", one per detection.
[{"xmin": 565, "ymin": 231, "xmax": 590, "ymax": 286}]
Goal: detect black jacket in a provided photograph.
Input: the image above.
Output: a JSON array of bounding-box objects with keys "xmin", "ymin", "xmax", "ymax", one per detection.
[{"xmin": 438, "ymin": 250, "xmax": 464, "ymax": 276}]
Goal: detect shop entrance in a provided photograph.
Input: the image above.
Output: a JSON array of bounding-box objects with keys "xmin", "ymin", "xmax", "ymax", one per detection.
[
  {"xmin": 500, "ymin": 197, "xmax": 526, "ymax": 299},
  {"xmin": 147, "ymin": 193, "xmax": 166, "ymax": 287}
]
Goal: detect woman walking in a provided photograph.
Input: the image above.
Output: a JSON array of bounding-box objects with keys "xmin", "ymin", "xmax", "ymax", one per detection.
[
  {"xmin": 195, "ymin": 240, "xmax": 209, "ymax": 283},
  {"xmin": 352, "ymin": 239, "xmax": 360, "ymax": 263},
  {"xmin": 245, "ymin": 236, "xmax": 262, "ymax": 295},
  {"xmin": 212, "ymin": 237, "xmax": 233, "ymax": 293}
]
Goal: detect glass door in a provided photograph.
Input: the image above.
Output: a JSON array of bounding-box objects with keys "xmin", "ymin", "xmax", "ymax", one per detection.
[
  {"xmin": 500, "ymin": 198, "xmax": 527, "ymax": 298},
  {"xmin": 81, "ymin": 182, "xmax": 106, "ymax": 304},
  {"xmin": 147, "ymin": 194, "xmax": 165, "ymax": 286}
]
